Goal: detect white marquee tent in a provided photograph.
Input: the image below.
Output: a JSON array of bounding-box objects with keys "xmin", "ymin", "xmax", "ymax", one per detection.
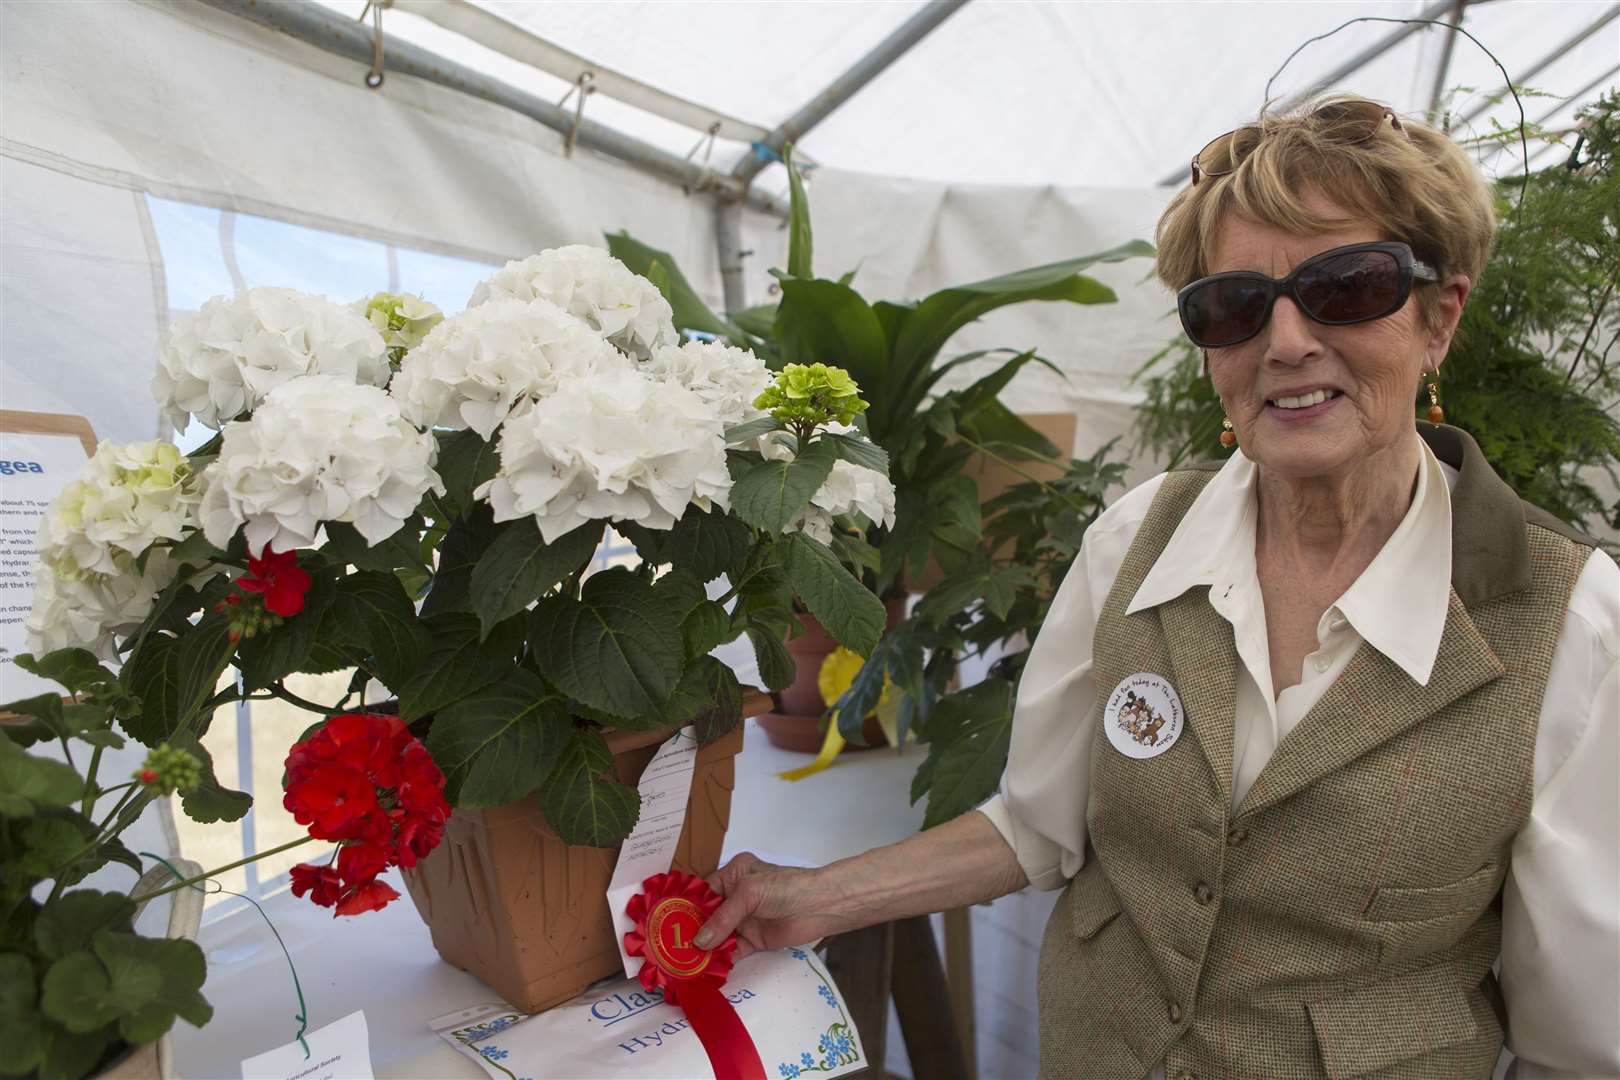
[{"xmin": 1, "ymin": 2, "xmax": 1615, "ymax": 1076}]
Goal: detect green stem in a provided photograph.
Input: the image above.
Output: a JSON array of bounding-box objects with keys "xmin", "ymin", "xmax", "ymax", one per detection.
[
  {"xmin": 956, "ymin": 434, "xmax": 1090, "ymax": 512},
  {"xmin": 80, "ymin": 745, "xmax": 105, "ymax": 818},
  {"xmin": 130, "ymin": 834, "xmax": 317, "ymax": 904},
  {"xmin": 266, "ymin": 682, "xmax": 335, "ymax": 716}
]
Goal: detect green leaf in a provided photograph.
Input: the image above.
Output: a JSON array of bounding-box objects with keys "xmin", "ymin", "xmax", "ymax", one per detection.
[
  {"xmin": 35, "ymin": 891, "xmax": 135, "ymax": 961},
  {"xmin": 536, "ymin": 728, "xmax": 640, "ymax": 847},
  {"xmin": 0, "ymin": 737, "xmax": 83, "ymax": 817},
  {"xmin": 822, "ymin": 432, "xmax": 889, "ymax": 475},
  {"xmin": 121, "ymin": 613, "xmax": 236, "ymax": 748},
  {"xmin": 40, "ymin": 1023, "xmax": 111, "ymax": 1080},
  {"xmin": 420, "ymin": 504, "xmax": 498, "ymax": 618},
  {"xmin": 435, "ymin": 429, "xmax": 501, "ymax": 514},
  {"xmin": 920, "ymin": 681, "xmax": 1014, "ymax": 829},
  {"xmin": 427, "ymin": 670, "xmax": 571, "ymax": 807},
  {"xmin": 13, "ymin": 814, "xmax": 84, "ymax": 878},
  {"xmin": 745, "ymin": 626, "xmax": 795, "ymax": 692},
  {"xmin": 467, "ymin": 520, "xmax": 601, "ymax": 640},
  {"xmin": 729, "ymin": 439, "xmax": 838, "ymax": 534},
  {"xmin": 662, "ymin": 506, "xmax": 755, "ymax": 583},
  {"xmin": 960, "ymin": 397, "xmax": 1062, "ymax": 460},
  {"xmin": 724, "ymin": 416, "xmax": 783, "ymax": 444},
  {"xmin": 235, "ymin": 573, "xmax": 336, "ymax": 691},
  {"xmin": 397, "ymin": 613, "xmax": 525, "ymax": 722},
  {"xmin": 772, "ymin": 278, "xmax": 889, "ymax": 406},
  {"xmin": 529, "ymin": 569, "xmax": 684, "ymax": 721},
  {"xmin": 40, "ymin": 932, "xmax": 211, "ymax": 1045},
  {"xmin": 956, "ymin": 349, "xmax": 1063, "ymax": 420},
  {"xmin": 322, "ymin": 518, "xmax": 428, "ymax": 576},
  {"xmin": 729, "ymin": 303, "xmax": 779, "ymax": 342},
  {"xmin": 681, "ymin": 600, "xmax": 735, "ymax": 661},
  {"xmin": 176, "ymin": 741, "xmax": 251, "ymax": 825},
  {"xmin": 784, "ymin": 145, "xmax": 813, "ymax": 280},
  {"xmin": 321, "ymin": 571, "xmax": 432, "ymax": 691},
  {"xmin": 13, "ymin": 650, "xmax": 119, "ymax": 697},
  {"xmin": 0, "ymin": 695, "xmax": 65, "ymax": 746},
  {"xmin": 606, "ymin": 232, "xmax": 744, "ymax": 340},
  {"xmin": 780, "ymin": 533, "xmax": 885, "ymax": 656},
  {"xmin": 687, "ymin": 656, "xmax": 745, "ymax": 743},
  {"xmin": 0, "ymin": 953, "xmax": 48, "ymax": 1075}
]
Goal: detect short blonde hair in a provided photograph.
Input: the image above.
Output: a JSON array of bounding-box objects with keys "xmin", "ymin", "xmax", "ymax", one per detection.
[{"xmin": 1154, "ymin": 97, "xmax": 1496, "ymax": 329}]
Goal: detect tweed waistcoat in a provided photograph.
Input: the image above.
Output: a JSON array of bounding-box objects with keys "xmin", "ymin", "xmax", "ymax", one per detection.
[{"xmin": 1035, "ymin": 426, "xmax": 1591, "ymax": 1080}]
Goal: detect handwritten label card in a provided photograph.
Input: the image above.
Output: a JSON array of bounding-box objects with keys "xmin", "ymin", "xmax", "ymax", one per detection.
[
  {"xmin": 240, "ymin": 1010, "xmax": 374, "ymax": 1080},
  {"xmin": 606, "ymin": 726, "xmax": 699, "ymax": 979}
]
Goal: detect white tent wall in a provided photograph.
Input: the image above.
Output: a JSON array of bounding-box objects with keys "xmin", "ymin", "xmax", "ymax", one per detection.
[{"xmin": 812, "ymin": 168, "xmax": 1177, "ymax": 487}]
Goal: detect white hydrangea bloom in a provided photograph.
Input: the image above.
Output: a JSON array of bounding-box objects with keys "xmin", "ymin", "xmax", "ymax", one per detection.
[
  {"xmin": 37, "ymin": 441, "xmax": 203, "ymax": 581},
  {"xmin": 201, "ymin": 375, "xmax": 443, "ymax": 555},
  {"xmin": 391, "ymin": 297, "xmax": 632, "ymax": 439},
  {"xmin": 468, "ymin": 246, "xmax": 678, "ymax": 360},
  {"xmin": 644, "ymin": 339, "xmax": 772, "ymax": 425},
  {"xmin": 153, "ymin": 288, "xmax": 390, "ymax": 430},
  {"xmin": 25, "ymin": 550, "xmax": 180, "ymax": 662},
  {"xmin": 476, "ymin": 367, "xmax": 730, "ymax": 543}
]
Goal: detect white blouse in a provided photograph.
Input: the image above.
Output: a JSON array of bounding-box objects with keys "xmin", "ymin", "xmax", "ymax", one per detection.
[{"xmin": 978, "ymin": 440, "xmax": 1620, "ymax": 1077}]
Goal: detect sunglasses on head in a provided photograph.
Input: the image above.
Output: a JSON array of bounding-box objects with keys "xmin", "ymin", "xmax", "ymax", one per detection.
[
  {"xmin": 1177, "ymin": 241, "xmax": 1438, "ymax": 349},
  {"xmin": 1190, "ymin": 99, "xmax": 1405, "ymax": 185}
]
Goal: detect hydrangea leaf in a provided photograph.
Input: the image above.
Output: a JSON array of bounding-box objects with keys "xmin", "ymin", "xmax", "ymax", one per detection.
[
  {"xmin": 528, "ymin": 568, "xmax": 683, "ymax": 721},
  {"xmin": 535, "ymin": 728, "xmax": 640, "ymax": 848},
  {"xmin": 466, "ymin": 519, "xmax": 601, "ymax": 641},
  {"xmin": 780, "ymin": 533, "xmax": 886, "ymax": 657},
  {"xmin": 730, "ymin": 439, "xmax": 838, "ymax": 534},
  {"xmin": 427, "ymin": 670, "xmax": 571, "ymax": 807},
  {"xmin": 397, "ymin": 613, "xmax": 525, "ymax": 722},
  {"xmin": 321, "ymin": 571, "xmax": 432, "ymax": 692}
]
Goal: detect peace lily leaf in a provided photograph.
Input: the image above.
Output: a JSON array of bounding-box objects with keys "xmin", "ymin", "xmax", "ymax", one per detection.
[
  {"xmin": 784, "ymin": 145, "xmax": 813, "ymax": 280},
  {"xmin": 427, "ymin": 670, "xmax": 571, "ymax": 807},
  {"xmin": 321, "ymin": 571, "xmax": 432, "ymax": 691},
  {"xmin": 536, "ymin": 728, "xmax": 640, "ymax": 847},
  {"xmin": 0, "ymin": 953, "xmax": 47, "ymax": 1075},
  {"xmin": 772, "ymin": 278, "xmax": 888, "ymax": 407},
  {"xmin": 467, "ymin": 519, "xmax": 601, "ymax": 640},
  {"xmin": 175, "ymin": 742, "xmax": 251, "ymax": 825},
  {"xmin": 780, "ymin": 533, "xmax": 886, "ymax": 656},
  {"xmin": 730, "ymin": 439, "xmax": 837, "ymax": 534},
  {"xmin": 35, "ymin": 890, "xmax": 136, "ymax": 961},
  {"xmin": 398, "ymin": 613, "xmax": 526, "ymax": 722},
  {"xmin": 0, "ymin": 737, "xmax": 82, "ymax": 817},
  {"xmin": 528, "ymin": 568, "xmax": 683, "ymax": 721}
]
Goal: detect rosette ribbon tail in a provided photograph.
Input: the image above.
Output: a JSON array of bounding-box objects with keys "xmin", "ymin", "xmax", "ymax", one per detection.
[{"xmin": 624, "ymin": 871, "xmax": 766, "ymax": 1080}]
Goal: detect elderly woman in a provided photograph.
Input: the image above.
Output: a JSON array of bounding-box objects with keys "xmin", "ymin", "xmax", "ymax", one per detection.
[{"xmin": 697, "ymin": 98, "xmax": 1618, "ymax": 1077}]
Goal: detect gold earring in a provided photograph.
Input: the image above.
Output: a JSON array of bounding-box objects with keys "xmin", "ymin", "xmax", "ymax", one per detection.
[
  {"xmin": 1424, "ymin": 371, "xmax": 1444, "ymax": 424},
  {"xmin": 1219, "ymin": 416, "xmax": 1237, "ymax": 448}
]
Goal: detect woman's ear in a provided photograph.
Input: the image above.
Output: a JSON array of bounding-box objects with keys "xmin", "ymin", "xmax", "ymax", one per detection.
[{"xmin": 1425, "ymin": 273, "xmax": 1473, "ymax": 368}]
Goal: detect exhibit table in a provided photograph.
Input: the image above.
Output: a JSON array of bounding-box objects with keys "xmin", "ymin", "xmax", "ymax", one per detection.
[{"xmin": 173, "ymin": 717, "xmax": 935, "ymax": 1078}]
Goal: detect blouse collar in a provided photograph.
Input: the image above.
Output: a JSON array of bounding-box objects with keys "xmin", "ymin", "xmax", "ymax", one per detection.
[{"xmin": 1127, "ymin": 437, "xmax": 1454, "ymax": 687}]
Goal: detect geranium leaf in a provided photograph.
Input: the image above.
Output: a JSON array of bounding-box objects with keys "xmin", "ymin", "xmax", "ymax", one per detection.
[
  {"xmin": 0, "ymin": 953, "xmax": 48, "ymax": 1074},
  {"xmin": 235, "ymin": 573, "xmax": 336, "ymax": 691},
  {"xmin": 729, "ymin": 439, "xmax": 838, "ymax": 534},
  {"xmin": 0, "ymin": 737, "xmax": 82, "ymax": 817},
  {"xmin": 535, "ymin": 728, "xmax": 640, "ymax": 847},
  {"xmin": 467, "ymin": 520, "xmax": 601, "ymax": 641},
  {"xmin": 175, "ymin": 741, "xmax": 251, "ymax": 825},
  {"xmin": 12, "ymin": 650, "xmax": 119, "ymax": 697},
  {"xmin": 780, "ymin": 533, "xmax": 885, "ymax": 656},
  {"xmin": 322, "ymin": 571, "xmax": 432, "ymax": 692},
  {"xmin": 528, "ymin": 568, "xmax": 683, "ymax": 722},
  {"xmin": 427, "ymin": 670, "xmax": 571, "ymax": 807},
  {"xmin": 41, "ymin": 932, "xmax": 210, "ymax": 1044},
  {"xmin": 34, "ymin": 891, "xmax": 136, "ymax": 961},
  {"xmin": 397, "ymin": 613, "xmax": 524, "ymax": 722}
]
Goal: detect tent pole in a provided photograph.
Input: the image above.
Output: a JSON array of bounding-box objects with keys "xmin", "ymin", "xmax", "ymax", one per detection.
[
  {"xmin": 1425, "ymin": 0, "xmax": 1469, "ymax": 123},
  {"xmin": 733, "ymin": 0, "xmax": 971, "ymax": 187},
  {"xmin": 1450, "ymin": 3, "xmax": 1620, "ymax": 129},
  {"xmin": 198, "ymin": 0, "xmax": 787, "ymax": 218},
  {"xmin": 716, "ymin": 202, "xmax": 748, "ymax": 315},
  {"xmin": 1157, "ymin": 0, "xmax": 1457, "ymax": 187}
]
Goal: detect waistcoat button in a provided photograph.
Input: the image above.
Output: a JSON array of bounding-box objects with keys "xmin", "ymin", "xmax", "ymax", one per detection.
[
  {"xmin": 1192, "ymin": 881, "xmax": 1215, "ymax": 905},
  {"xmin": 1167, "ymin": 1000, "xmax": 1183, "ymax": 1024},
  {"xmin": 1226, "ymin": 827, "xmax": 1249, "ymax": 847}
]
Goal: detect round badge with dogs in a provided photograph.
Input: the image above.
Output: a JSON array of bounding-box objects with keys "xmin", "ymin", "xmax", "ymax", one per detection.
[{"xmin": 1103, "ymin": 673, "xmax": 1185, "ymax": 759}]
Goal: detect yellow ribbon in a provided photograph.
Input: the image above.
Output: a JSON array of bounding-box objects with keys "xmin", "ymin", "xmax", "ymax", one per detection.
[{"xmin": 778, "ymin": 647, "xmax": 901, "ymax": 782}]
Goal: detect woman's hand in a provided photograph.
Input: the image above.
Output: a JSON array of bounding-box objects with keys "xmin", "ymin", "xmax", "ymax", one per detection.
[{"xmin": 695, "ymin": 852, "xmax": 844, "ymax": 958}]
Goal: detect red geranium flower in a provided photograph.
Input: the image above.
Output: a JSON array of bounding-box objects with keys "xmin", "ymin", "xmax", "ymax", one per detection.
[
  {"xmin": 336, "ymin": 841, "xmax": 391, "ymax": 884},
  {"xmin": 335, "ymin": 876, "xmax": 400, "ymax": 917},
  {"xmin": 283, "ymin": 763, "xmax": 379, "ymax": 840},
  {"xmin": 238, "ymin": 549, "xmax": 312, "ymax": 616},
  {"xmin": 289, "ymin": 863, "xmax": 343, "ymax": 908},
  {"xmin": 391, "ymin": 812, "xmax": 445, "ymax": 869}
]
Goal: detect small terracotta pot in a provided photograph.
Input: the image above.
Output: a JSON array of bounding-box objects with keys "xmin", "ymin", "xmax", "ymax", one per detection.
[
  {"xmin": 757, "ymin": 598, "xmax": 908, "ymax": 752},
  {"xmin": 401, "ymin": 693, "xmax": 769, "ymax": 1013}
]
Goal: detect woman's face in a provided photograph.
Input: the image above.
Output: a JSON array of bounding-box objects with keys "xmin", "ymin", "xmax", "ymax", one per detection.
[{"xmin": 1204, "ymin": 192, "xmax": 1469, "ymax": 482}]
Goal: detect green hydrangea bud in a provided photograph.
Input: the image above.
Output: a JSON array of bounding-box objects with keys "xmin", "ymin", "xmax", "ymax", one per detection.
[
  {"xmin": 135, "ymin": 743, "xmax": 203, "ymax": 795},
  {"xmin": 359, "ymin": 292, "xmax": 444, "ymax": 365},
  {"xmin": 753, "ymin": 363, "xmax": 869, "ymax": 429}
]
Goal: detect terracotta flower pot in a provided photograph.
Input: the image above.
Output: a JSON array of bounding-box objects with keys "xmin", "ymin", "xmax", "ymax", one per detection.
[
  {"xmin": 757, "ymin": 598, "xmax": 908, "ymax": 753},
  {"xmin": 400, "ymin": 693, "xmax": 769, "ymax": 1014}
]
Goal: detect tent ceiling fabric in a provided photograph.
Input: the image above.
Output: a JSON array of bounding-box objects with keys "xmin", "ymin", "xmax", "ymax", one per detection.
[{"xmin": 317, "ymin": 0, "xmax": 1617, "ymax": 190}]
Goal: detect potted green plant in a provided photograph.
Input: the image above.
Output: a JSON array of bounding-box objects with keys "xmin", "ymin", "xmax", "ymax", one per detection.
[
  {"xmin": 2, "ymin": 245, "xmax": 894, "ymax": 1068},
  {"xmin": 611, "ymin": 150, "xmax": 1153, "ymax": 749}
]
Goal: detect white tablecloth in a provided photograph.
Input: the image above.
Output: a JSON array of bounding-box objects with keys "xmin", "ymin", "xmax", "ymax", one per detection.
[{"xmin": 173, "ymin": 718, "xmax": 928, "ymax": 1078}]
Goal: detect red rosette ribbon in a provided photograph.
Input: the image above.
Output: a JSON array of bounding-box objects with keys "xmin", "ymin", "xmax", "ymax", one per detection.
[{"xmin": 624, "ymin": 870, "xmax": 765, "ymax": 1080}]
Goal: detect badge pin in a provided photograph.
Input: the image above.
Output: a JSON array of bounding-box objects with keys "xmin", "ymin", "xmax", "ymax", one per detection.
[{"xmin": 1102, "ymin": 673, "xmax": 1184, "ymax": 760}]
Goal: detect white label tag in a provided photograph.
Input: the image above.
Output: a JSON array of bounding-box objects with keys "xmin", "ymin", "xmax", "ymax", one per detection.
[
  {"xmin": 1102, "ymin": 673, "xmax": 1185, "ymax": 760},
  {"xmin": 240, "ymin": 1009, "xmax": 373, "ymax": 1080},
  {"xmin": 606, "ymin": 726, "xmax": 698, "ymax": 979}
]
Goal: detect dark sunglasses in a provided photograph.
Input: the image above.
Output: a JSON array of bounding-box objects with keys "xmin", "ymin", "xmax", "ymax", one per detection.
[
  {"xmin": 1177, "ymin": 242, "xmax": 1439, "ymax": 349},
  {"xmin": 1190, "ymin": 99, "xmax": 1404, "ymax": 185}
]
